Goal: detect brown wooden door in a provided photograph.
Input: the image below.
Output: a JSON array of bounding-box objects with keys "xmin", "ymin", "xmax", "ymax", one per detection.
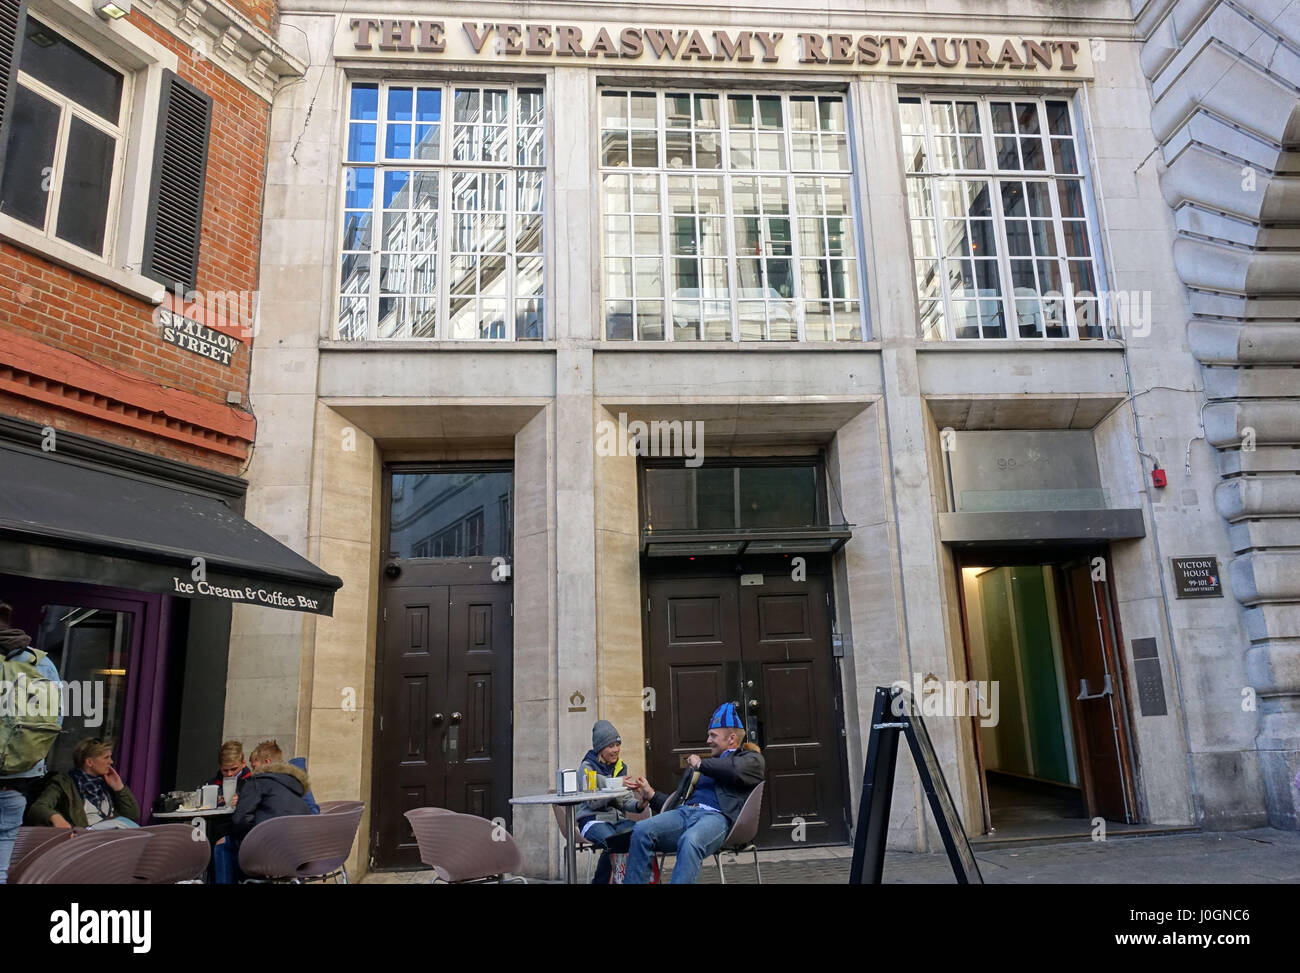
[
  {"xmin": 739, "ymin": 573, "xmax": 848, "ymax": 845},
  {"xmin": 375, "ymin": 562, "xmax": 512, "ymax": 868},
  {"xmin": 1058, "ymin": 560, "xmax": 1133, "ymax": 823},
  {"xmin": 645, "ymin": 570, "xmax": 847, "ymax": 848},
  {"xmin": 645, "ymin": 577, "xmax": 744, "ymax": 797}
]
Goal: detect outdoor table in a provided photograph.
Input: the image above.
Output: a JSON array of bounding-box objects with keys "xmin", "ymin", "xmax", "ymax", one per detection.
[
  {"xmin": 152, "ymin": 806, "xmax": 235, "ymax": 882},
  {"xmin": 510, "ymin": 790, "xmax": 630, "ymax": 884}
]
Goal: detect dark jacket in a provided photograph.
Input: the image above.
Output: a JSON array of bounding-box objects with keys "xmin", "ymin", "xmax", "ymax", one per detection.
[
  {"xmin": 653, "ymin": 743, "xmax": 765, "ymax": 828},
  {"xmin": 230, "ymin": 762, "xmax": 311, "ymax": 841},
  {"xmin": 25, "ymin": 772, "xmax": 141, "ymax": 828},
  {"xmin": 575, "ymin": 750, "xmax": 640, "ymax": 828}
]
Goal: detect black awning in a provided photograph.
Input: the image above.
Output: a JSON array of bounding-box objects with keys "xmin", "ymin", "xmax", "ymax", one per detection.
[
  {"xmin": 0, "ymin": 445, "xmax": 342, "ymax": 615},
  {"xmin": 641, "ymin": 525, "xmax": 853, "ymax": 557}
]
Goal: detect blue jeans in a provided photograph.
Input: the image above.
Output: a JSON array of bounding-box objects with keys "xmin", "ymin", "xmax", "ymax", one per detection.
[
  {"xmin": 581, "ymin": 819, "xmax": 636, "ymax": 884},
  {"xmin": 0, "ymin": 788, "xmax": 26, "ymax": 884},
  {"xmin": 625, "ymin": 806, "xmax": 729, "ymax": 885}
]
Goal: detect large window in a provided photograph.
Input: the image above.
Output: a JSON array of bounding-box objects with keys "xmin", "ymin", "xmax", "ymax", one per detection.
[
  {"xmin": 0, "ymin": 19, "xmax": 126, "ymax": 259},
  {"xmin": 600, "ymin": 89, "xmax": 863, "ymax": 342},
  {"xmin": 388, "ymin": 470, "xmax": 513, "ymax": 558},
  {"xmin": 900, "ymin": 95, "xmax": 1103, "ymax": 341},
  {"xmin": 339, "ymin": 83, "xmax": 544, "ymax": 341}
]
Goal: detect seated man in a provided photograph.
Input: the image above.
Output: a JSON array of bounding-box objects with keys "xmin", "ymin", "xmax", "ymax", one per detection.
[
  {"xmin": 575, "ymin": 720, "xmax": 646, "ymax": 884},
  {"xmin": 624, "ymin": 703, "xmax": 764, "ymax": 885}
]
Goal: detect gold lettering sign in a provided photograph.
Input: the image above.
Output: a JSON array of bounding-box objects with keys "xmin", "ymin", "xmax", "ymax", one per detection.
[{"xmin": 334, "ymin": 18, "xmax": 1093, "ymax": 78}]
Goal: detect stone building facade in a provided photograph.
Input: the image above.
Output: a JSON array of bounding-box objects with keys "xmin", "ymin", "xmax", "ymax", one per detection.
[{"xmin": 236, "ymin": 0, "xmax": 1298, "ymax": 878}]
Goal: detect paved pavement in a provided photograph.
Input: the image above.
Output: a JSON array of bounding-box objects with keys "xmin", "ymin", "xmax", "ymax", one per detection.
[{"xmin": 361, "ymin": 827, "xmax": 1300, "ymax": 884}]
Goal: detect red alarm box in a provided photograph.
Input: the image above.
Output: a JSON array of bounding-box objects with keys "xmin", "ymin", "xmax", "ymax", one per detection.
[{"xmin": 1151, "ymin": 468, "xmax": 1167, "ymax": 488}]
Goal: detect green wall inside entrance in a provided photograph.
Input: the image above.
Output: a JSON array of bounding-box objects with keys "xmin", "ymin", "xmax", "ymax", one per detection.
[{"xmin": 978, "ymin": 566, "xmax": 1073, "ymax": 785}]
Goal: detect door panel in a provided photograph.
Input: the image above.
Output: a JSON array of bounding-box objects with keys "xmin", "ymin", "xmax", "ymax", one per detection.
[
  {"xmin": 445, "ymin": 583, "xmax": 513, "ymax": 826},
  {"xmin": 740, "ymin": 576, "xmax": 848, "ymax": 846},
  {"xmin": 645, "ymin": 571, "xmax": 848, "ymax": 848},
  {"xmin": 375, "ymin": 564, "xmax": 511, "ymax": 868},
  {"xmin": 647, "ymin": 579, "xmax": 742, "ymax": 786},
  {"xmin": 1059, "ymin": 561, "xmax": 1130, "ymax": 822}
]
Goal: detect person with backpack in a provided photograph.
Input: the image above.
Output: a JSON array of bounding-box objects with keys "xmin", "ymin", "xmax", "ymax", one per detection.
[{"xmin": 0, "ymin": 600, "xmax": 63, "ymax": 882}]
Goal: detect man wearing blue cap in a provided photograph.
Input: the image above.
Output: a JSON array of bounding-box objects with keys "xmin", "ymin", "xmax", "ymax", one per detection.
[{"xmin": 623, "ymin": 702, "xmax": 765, "ymax": 884}]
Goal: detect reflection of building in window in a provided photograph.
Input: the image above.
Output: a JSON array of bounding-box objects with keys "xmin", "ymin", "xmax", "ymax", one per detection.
[
  {"xmin": 389, "ymin": 472, "xmax": 512, "ymax": 558},
  {"xmin": 599, "ymin": 89, "xmax": 862, "ymax": 342},
  {"xmin": 413, "ymin": 508, "xmax": 484, "ymax": 557},
  {"xmin": 899, "ymin": 95, "xmax": 1102, "ymax": 341},
  {"xmin": 498, "ymin": 493, "xmax": 511, "ymax": 554},
  {"xmin": 339, "ymin": 83, "xmax": 544, "ymax": 341}
]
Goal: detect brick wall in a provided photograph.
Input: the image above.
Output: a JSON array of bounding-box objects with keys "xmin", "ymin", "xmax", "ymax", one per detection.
[{"xmin": 0, "ymin": 8, "xmax": 275, "ymax": 477}]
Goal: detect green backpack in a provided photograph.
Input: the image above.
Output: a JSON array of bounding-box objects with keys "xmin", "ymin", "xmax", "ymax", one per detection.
[{"xmin": 0, "ymin": 647, "xmax": 62, "ymax": 775}]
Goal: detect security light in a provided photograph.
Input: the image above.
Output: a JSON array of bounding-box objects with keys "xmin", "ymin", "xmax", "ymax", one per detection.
[{"xmin": 94, "ymin": 0, "xmax": 131, "ymax": 20}]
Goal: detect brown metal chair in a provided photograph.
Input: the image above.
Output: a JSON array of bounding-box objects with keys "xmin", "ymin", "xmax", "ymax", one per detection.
[
  {"xmin": 404, "ymin": 807, "xmax": 524, "ymax": 883},
  {"xmin": 712, "ymin": 780, "xmax": 765, "ymax": 884},
  {"xmin": 238, "ymin": 805, "xmax": 363, "ymax": 883},
  {"xmin": 549, "ymin": 789, "xmax": 597, "ymax": 883},
  {"xmin": 317, "ymin": 800, "xmax": 365, "ymax": 815},
  {"xmin": 132, "ymin": 824, "xmax": 211, "ymax": 884},
  {"xmin": 7, "ymin": 827, "xmax": 73, "ymax": 884},
  {"xmin": 15, "ymin": 831, "xmax": 152, "ymax": 884}
]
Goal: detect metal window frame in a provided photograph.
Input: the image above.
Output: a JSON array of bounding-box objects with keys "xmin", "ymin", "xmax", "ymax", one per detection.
[
  {"xmin": 598, "ymin": 87, "xmax": 866, "ymax": 343},
  {"xmin": 338, "ymin": 80, "xmax": 546, "ymax": 342},
  {"xmin": 902, "ymin": 93, "xmax": 1105, "ymax": 344}
]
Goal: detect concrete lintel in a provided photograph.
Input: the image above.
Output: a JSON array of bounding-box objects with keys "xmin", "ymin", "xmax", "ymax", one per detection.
[{"xmin": 939, "ymin": 508, "xmax": 1147, "ymax": 544}]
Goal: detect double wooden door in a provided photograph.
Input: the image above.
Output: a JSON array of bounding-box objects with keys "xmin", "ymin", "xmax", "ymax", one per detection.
[
  {"xmin": 645, "ymin": 569, "xmax": 848, "ymax": 847},
  {"xmin": 373, "ymin": 561, "xmax": 512, "ymax": 868}
]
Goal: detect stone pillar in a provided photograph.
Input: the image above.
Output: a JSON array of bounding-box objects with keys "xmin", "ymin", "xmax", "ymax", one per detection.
[
  {"xmin": 512, "ymin": 407, "xmax": 558, "ymax": 873},
  {"xmin": 1135, "ymin": 0, "xmax": 1300, "ymax": 828},
  {"xmin": 227, "ymin": 15, "xmax": 339, "ymax": 754}
]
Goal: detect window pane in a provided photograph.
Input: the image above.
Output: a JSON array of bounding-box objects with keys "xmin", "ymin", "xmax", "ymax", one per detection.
[
  {"xmin": 55, "ymin": 116, "xmax": 114, "ymax": 254},
  {"xmin": 21, "ymin": 20, "xmax": 123, "ymax": 122},
  {"xmin": 738, "ymin": 466, "xmax": 817, "ymax": 527},
  {"xmin": 351, "ymin": 83, "xmax": 379, "ymax": 121},
  {"xmin": 389, "ymin": 472, "xmax": 512, "ymax": 558},
  {"xmin": 0, "ymin": 86, "xmax": 59, "ymax": 230}
]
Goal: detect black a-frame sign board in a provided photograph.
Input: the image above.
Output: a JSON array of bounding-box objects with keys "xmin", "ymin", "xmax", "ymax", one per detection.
[{"xmin": 849, "ymin": 685, "xmax": 984, "ymax": 884}]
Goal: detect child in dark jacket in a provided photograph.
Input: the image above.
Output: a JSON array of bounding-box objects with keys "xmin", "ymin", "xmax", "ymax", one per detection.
[{"xmin": 214, "ymin": 740, "xmax": 311, "ymax": 883}]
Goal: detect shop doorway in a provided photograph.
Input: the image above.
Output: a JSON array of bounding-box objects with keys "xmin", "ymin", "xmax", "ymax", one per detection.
[
  {"xmin": 643, "ymin": 560, "xmax": 850, "ymax": 848},
  {"xmin": 956, "ymin": 550, "xmax": 1138, "ymax": 836},
  {"xmin": 371, "ymin": 467, "xmax": 514, "ymax": 869}
]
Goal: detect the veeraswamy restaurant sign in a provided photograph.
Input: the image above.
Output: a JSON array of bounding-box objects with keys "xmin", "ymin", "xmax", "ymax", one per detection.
[{"xmin": 334, "ymin": 19, "xmax": 1094, "ymax": 78}]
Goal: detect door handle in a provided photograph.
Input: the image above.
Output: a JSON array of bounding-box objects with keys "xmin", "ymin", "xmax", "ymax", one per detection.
[
  {"xmin": 431, "ymin": 712, "xmax": 444, "ymax": 726},
  {"xmin": 748, "ymin": 699, "xmax": 759, "ymax": 711},
  {"xmin": 1077, "ymin": 674, "xmax": 1113, "ymax": 701},
  {"xmin": 449, "ymin": 712, "xmax": 462, "ymax": 724}
]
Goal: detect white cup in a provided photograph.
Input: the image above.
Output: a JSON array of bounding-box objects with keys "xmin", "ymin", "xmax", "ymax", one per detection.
[
  {"xmin": 221, "ymin": 777, "xmax": 236, "ymax": 805},
  {"xmin": 201, "ymin": 784, "xmax": 218, "ymax": 809}
]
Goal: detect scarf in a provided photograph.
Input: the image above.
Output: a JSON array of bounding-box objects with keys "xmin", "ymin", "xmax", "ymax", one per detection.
[{"xmin": 71, "ymin": 768, "xmax": 114, "ymax": 820}]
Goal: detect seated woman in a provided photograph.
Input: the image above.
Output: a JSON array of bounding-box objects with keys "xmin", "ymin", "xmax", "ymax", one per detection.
[
  {"xmin": 206, "ymin": 739, "xmax": 252, "ymax": 804},
  {"xmin": 26, "ymin": 737, "xmax": 140, "ymax": 830},
  {"xmin": 576, "ymin": 720, "xmax": 647, "ymax": 884}
]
